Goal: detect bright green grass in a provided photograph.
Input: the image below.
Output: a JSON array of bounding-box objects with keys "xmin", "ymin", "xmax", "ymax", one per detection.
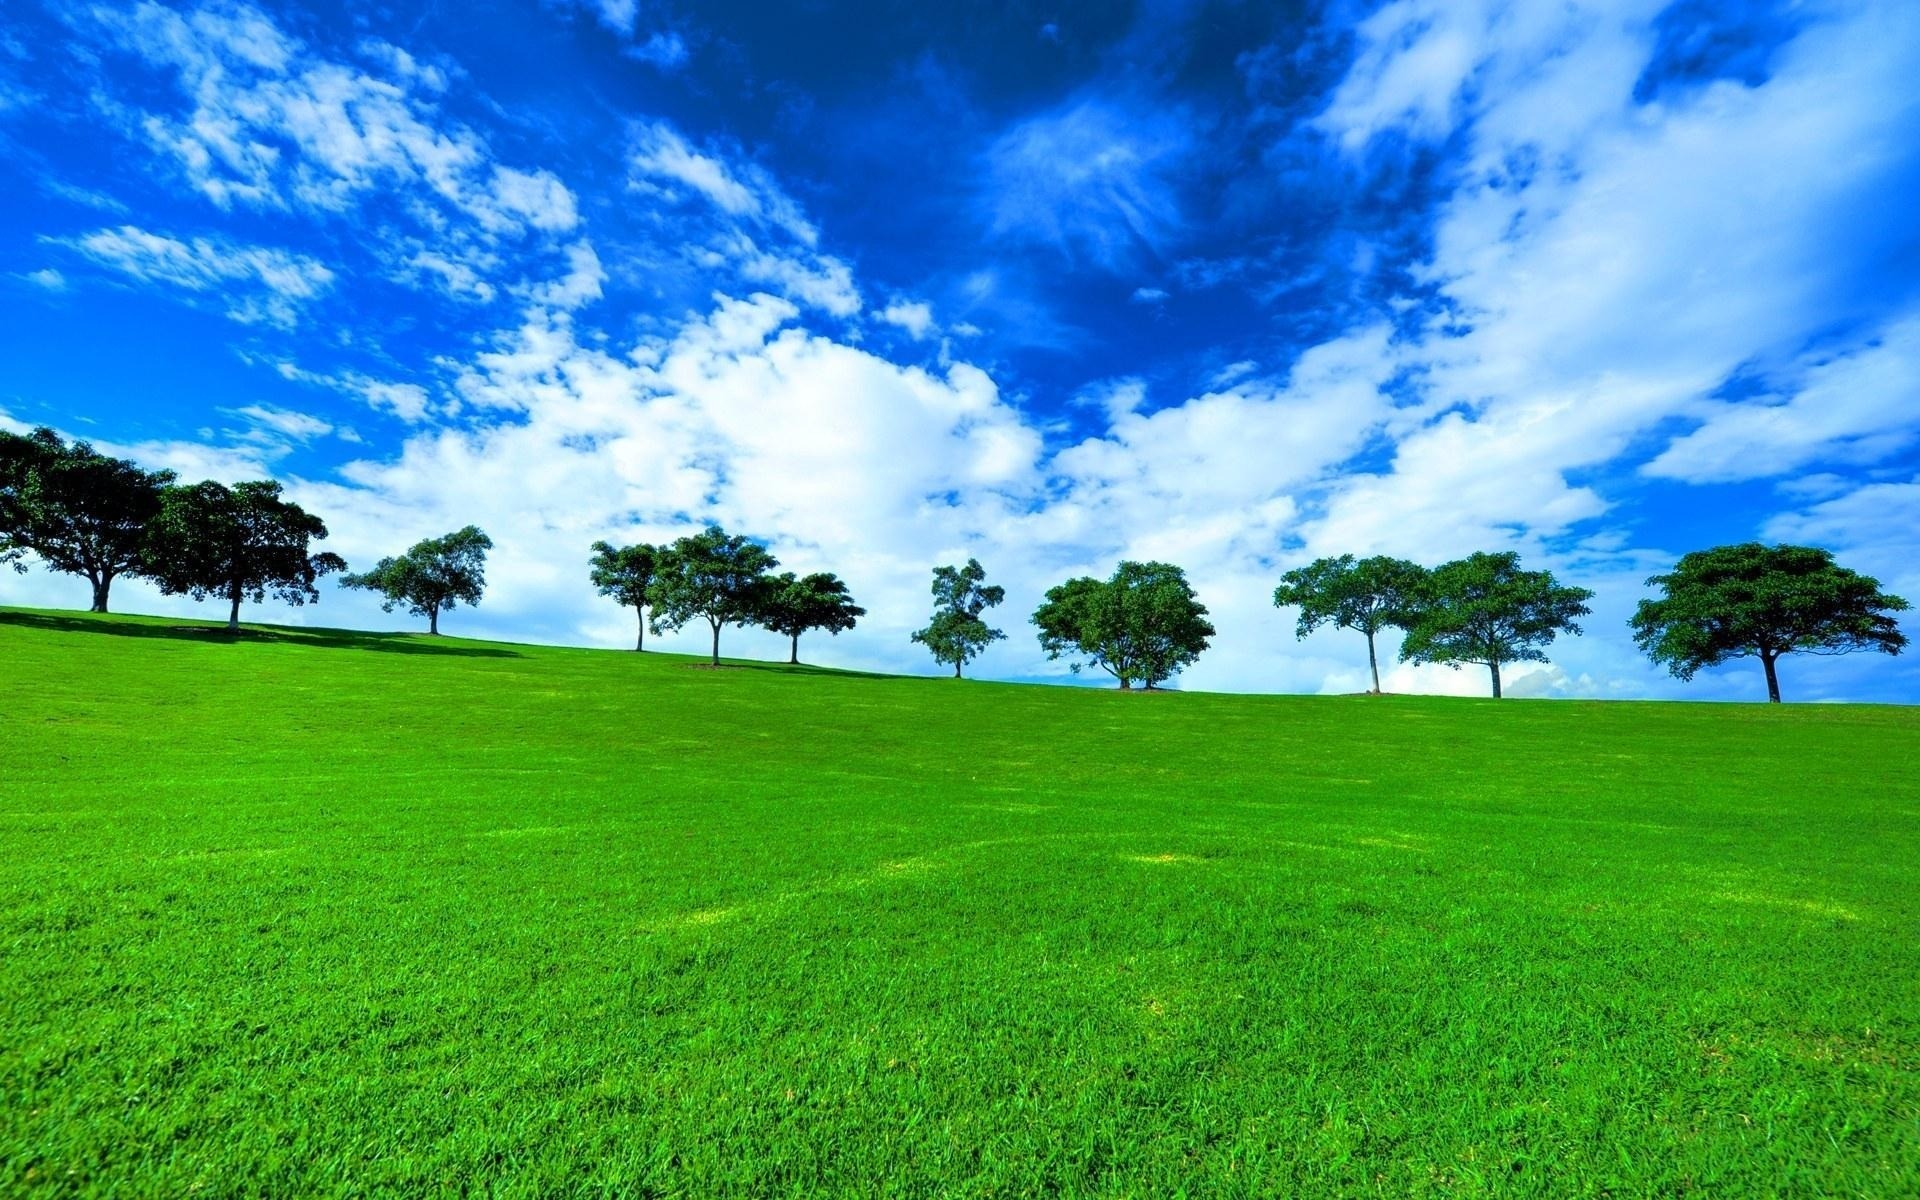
[{"xmin": 1, "ymin": 607, "xmax": 1916, "ymax": 1198}]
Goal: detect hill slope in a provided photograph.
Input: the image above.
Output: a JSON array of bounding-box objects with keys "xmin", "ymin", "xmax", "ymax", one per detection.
[{"xmin": 2, "ymin": 608, "xmax": 1916, "ymax": 1197}]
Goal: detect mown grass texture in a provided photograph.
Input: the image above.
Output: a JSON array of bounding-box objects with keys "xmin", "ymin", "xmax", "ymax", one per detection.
[{"xmin": 0, "ymin": 607, "xmax": 1915, "ymax": 1197}]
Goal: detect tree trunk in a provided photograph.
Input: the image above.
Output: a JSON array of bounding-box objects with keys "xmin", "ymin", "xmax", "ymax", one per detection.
[
  {"xmin": 428, "ymin": 605, "xmax": 440, "ymax": 636},
  {"xmin": 1762, "ymin": 653, "xmax": 1782, "ymax": 703},
  {"xmin": 89, "ymin": 574, "xmax": 111, "ymax": 614},
  {"xmin": 954, "ymin": 660, "xmax": 963, "ymax": 678},
  {"xmin": 635, "ymin": 606, "xmax": 645, "ymax": 652},
  {"xmin": 1488, "ymin": 660, "xmax": 1503, "ymax": 699},
  {"xmin": 1117, "ymin": 677, "xmax": 1132, "ymax": 690},
  {"xmin": 789, "ymin": 633, "xmax": 799, "ymax": 665},
  {"xmin": 1366, "ymin": 631, "xmax": 1381, "ymax": 693},
  {"xmin": 227, "ymin": 584, "xmax": 242, "ymax": 633},
  {"xmin": 710, "ymin": 620, "xmax": 721, "ymax": 666}
]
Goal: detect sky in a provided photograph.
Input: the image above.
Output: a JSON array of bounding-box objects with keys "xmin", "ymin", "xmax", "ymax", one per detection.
[{"xmin": 2, "ymin": 0, "xmax": 1918, "ymax": 701}]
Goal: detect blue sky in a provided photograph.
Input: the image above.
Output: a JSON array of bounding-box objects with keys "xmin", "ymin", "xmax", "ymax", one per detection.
[{"xmin": 3, "ymin": 0, "xmax": 1918, "ymax": 701}]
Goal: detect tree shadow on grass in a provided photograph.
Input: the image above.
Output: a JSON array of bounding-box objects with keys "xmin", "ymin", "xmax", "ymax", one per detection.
[
  {"xmin": 729, "ymin": 660, "xmax": 895, "ymax": 680},
  {"xmin": 0, "ymin": 609, "xmax": 522, "ymax": 658}
]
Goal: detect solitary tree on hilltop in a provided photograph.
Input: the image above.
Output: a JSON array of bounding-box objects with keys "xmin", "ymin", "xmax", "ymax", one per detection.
[
  {"xmin": 1273, "ymin": 554, "xmax": 1426, "ymax": 693},
  {"xmin": 343, "ymin": 525, "xmax": 493, "ymax": 635},
  {"xmin": 1631, "ymin": 542, "xmax": 1908, "ymax": 702},
  {"xmin": 762, "ymin": 571, "xmax": 865, "ymax": 664},
  {"xmin": 143, "ymin": 480, "xmax": 345, "ymax": 632},
  {"xmin": 1033, "ymin": 561, "xmax": 1214, "ymax": 689},
  {"xmin": 0, "ymin": 427, "xmax": 174, "ymax": 612},
  {"xmin": 649, "ymin": 525, "xmax": 779, "ymax": 665},
  {"xmin": 911, "ymin": 558, "xmax": 1005, "ymax": 678},
  {"xmin": 589, "ymin": 539, "xmax": 666, "ymax": 651},
  {"xmin": 1398, "ymin": 551, "xmax": 1593, "ymax": 698}
]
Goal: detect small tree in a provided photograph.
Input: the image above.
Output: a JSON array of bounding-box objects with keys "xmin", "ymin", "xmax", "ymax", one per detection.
[
  {"xmin": 1273, "ymin": 554, "xmax": 1426, "ymax": 693},
  {"xmin": 1631, "ymin": 542, "xmax": 1908, "ymax": 702},
  {"xmin": 342, "ymin": 525, "xmax": 493, "ymax": 635},
  {"xmin": 649, "ymin": 525, "xmax": 779, "ymax": 665},
  {"xmin": 1033, "ymin": 561, "xmax": 1214, "ymax": 689},
  {"xmin": 589, "ymin": 540, "xmax": 665, "ymax": 651},
  {"xmin": 144, "ymin": 480, "xmax": 346, "ymax": 632},
  {"xmin": 1399, "ymin": 551, "xmax": 1593, "ymax": 698},
  {"xmin": 910, "ymin": 558, "xmax": 1005, "ymax": 678},
  {"xmin": 0, "ymin": 427, "xmax": 175, "ymax": 611},
  {"xmin": 762, "ymin": 571, "xmax": 865, "ymax": 664}
]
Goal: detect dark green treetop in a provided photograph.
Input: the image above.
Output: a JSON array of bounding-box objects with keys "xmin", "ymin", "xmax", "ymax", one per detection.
[
  {"xmin": 1630, "ymin": 542, "xmax": 1908, "ymax": 702},
  {"xmin": 1399, "ymin": 551, "xmax": 1593, "ymax": 699},
  {"xmin": 144, "ymin": 480, "xmax": 346, "ymax": 632},
  {"xmin": 649, "ymin": 525, "xmax": 779, "ymax": 665},
  {"xmin": 762, "ymin": 571, "xmax": 865, "ymax": 664},
  {"xmin": 910, "ymin": 558, "xmax": 1005, "ymax": 678},
  {"xmin": 1033, "ymin": 560, "xmax": 1215, "ymax": 689},
  {"xmin": 1273, "ymin": 554, "xmax": 1427, "ymax": 693},
  {"xmin": 0, "ymin": 426, "xmax": 175, "ymax": 612},
  {"xmin": 589, "ymin": 539, "xmax": 665, "ymax": 651},
  {"xmin": 342, "ymin": 525, "xmax": 493, "ymax": 636}
]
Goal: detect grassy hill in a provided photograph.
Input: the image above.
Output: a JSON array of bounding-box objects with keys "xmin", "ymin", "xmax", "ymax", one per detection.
[{"xmin": 2, "ymin": 607, "xmax": 1915, "ymax": 1197}]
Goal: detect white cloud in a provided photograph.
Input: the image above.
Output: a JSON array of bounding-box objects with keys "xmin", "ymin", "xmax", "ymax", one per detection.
[
  {"xmin": 232, "ymin": 404, "xmax": 333, "ymax": 440},
  {"xmin": 22, "ymin": 268, "xmax": 67, "ymax": 291},
  {"xmin": 56, "ymin": 224, "xmax": 333, "ymax": 328},
  {"xmin": 629, "ymin": 122, "xmax": 817, "ymax": 243},
  {"xmin": 878, "ymin": 300, "xmax": 935, "ymax": 339}
]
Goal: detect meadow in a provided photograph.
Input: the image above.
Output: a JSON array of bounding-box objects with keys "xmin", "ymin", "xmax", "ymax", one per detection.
[{"xmin": 1, "ymin": 607, "xmax": 1915, "ymax": 1197}]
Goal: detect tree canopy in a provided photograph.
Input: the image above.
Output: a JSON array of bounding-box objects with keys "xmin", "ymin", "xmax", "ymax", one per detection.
[
  {"xmin": 762, "ymin": 571, "xmax": 865, "ymax": 664},
  {"xmin": 649, "ymin": 525, "xmax": 779, "ymax": 665},
  {"xmin": 1273, "ymin": 554, "xmax": 1426, "ymax": 693},
  {"xmin": 1399, "ymin": 551, "xmax": 1593, "ymax": 698},
  {"xmin": 0, "ymin": 427, "xmax": 174, "ymax": 612},
  {"xmin": 588, "ymin": 540, "xmax": 665, "ymax": 651},
  {"xmin": 342, "ymin": 525, "xmax": 493, "ymax": 635},
  {"xmin": 144, "ymin": 480, "xmax": 346, "ymax": 631},
  {"xmin": 1033, "ymin": 561, "xmax": 1214, "ymax": 689},
  {"xmin": 1630, "ymin": 542, "xmax": 1908, "ymax": 702},
  {"xmin": 910, "ymin": 558, "xmax": 1005, "ymax": 677}
]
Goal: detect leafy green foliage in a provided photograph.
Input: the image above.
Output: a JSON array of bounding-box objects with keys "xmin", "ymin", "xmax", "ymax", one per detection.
[
  {"xmin": 1273, "ymin": 554, "xmax": 1427, "ymax": 692},
  {"xmin": 649, "ymin": 525, "xmax": 780, "ymax": 664},
  {"xmin": 1632, "ymin": 542, "xmax": 1909, "ymax": 702},
  {"xmin": 0, "ymin": 427, "xmax": 174, "ymax": 611},
  {"xmin": 142, "ymin": 480, "xmax": 346, "ymax": 630},
  {"xmin": 910, "ymin": 558, "xmax": 1004, "ymax": 677},
  {"xmin": 762, "ymin": 571, "xmax": 865, "ymax": 663},
  {"xmin": 342, "ymin": 526, "xmax": 493, "ymax": 636},
  {"xmin": 1399, "ymin": 551, "xmax": 1593, "ymax": 698},
  {"xmin": 1033, "ymin": 561, "xmax": 1214, "ymax": 689},
  {"xmin": 587, "ymin": 540, "xmax": 665, "ymax": 650},
  {"xmin": 2, "ymin": 608, "xmax": 1916, "ymax": 1196}
]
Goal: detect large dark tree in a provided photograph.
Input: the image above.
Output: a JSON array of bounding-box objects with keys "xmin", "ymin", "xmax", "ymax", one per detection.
[
  {"xmin": 0, "ymin": 427, "xmax": 174, "ymax": 611},
  {"xmin": 649, "ymin": 525, "xmax": 779, "ymax": 665},
  {"xmin": 1033, "ymin": 561, "xmax": 1215, "ymax": 689},
  {"xmin": 1273, "ymin": 554, "xmax": 1427, "ymax": 693},
  {"xmin": 342, "ymin": 525, "xmax": 493, "ymax": 635},
  {"xmin": 1631, "ymin": 542, "xmax": 1908, "ymax": 702},
  {"xmin": 762, "ymin": 571, "xmax": 865, "ymax": 664},
  {"xmin": 588, "ymin": 540, "xmax": 665, "ymax": 651},
  {"xmin": 910, "ymin": 558, "xmax": 1005, "ymax": 678},
  {"xmin": 144, "ymin": 480, "xmax": 346, "ymax": 632},
  {"xmin": 1399, "ymin": 551, "xmax": 1593, "ymax": 698}
]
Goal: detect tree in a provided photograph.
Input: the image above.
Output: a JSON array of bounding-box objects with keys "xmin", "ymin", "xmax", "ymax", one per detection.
[
  {"xmin": 1033, "ymin": 561, "xmax": 1215, "ymax": 690},
  {"xmin": 1272, "ymin": 554, "xmax": 1427, "ymax": 693},
  {"xmin": 1631, "ymin": 542, "xmax": 1908, "ymax": 702},
  {"xmin": 144, "ymin": 480, "xmax": 346, "ymax": 632},
  {"xmin": 342, "ymin": 525, "xmax": 493, "ymax": 635},
  {"xmin": 910, "ymin": 558, "xmax": 1005, "ymax": 677},
  {"xmin": 588, "ymin": 540, "xmax": 665, "ymax": 651},
  {"xmin": 649, "ymin": 525, "xmax": 779, "ymax": 665},
  {"xmin": 1398, "ymin": 551, "xmax": 1593, "ymax": 698},
  {"xmin": 761, "ymin": 571, "xmax": 865, "ymax": 664},
  {"xmin": 0, "ymin": 427, "xmax": 174, "ymax": 612}
]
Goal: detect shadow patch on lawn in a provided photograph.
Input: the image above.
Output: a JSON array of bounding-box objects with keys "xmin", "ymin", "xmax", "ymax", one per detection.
[{"xmin": 0, "ymin": 610, "xmax": 521, "ymax": 658}]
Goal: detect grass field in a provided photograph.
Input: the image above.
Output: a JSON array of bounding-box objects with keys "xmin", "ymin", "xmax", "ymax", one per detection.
[{"xmin": 1, "ymin": 607, "xmax": 1916, "ymax": 1197}]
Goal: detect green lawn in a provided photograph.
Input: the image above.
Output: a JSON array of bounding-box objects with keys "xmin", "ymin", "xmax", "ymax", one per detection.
[{"xmin": 1, "ymin": 607, "xmax": 1915, "ymax": 1197}]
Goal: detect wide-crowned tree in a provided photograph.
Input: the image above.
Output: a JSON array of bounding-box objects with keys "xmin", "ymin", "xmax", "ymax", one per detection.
[
  {"xmin": 1399, "ymin": 551, "xmax": 1593, "ymax": 698},
  {"xmin": 1033, "ymin": 561, "xmax": 1215, "ymax": 690},
  {"xmin": 1631, "ymin": 542, "xmax": 1908, "ymax": 702},
  {"xmin": 762, "ymin": 571, "xmax": 865, "ymax": 664},
  {"xmin": 144, "ymin": 480, "xmax": 346, "ymax": 632},
  {"xmin": 649, "ymin": 525, "xmax": 778, "ymax": 665},
  {"xmin": 342, "ymin": 525, "xmax": 493, "ymax": 635},
  {"xmin": 1273, "ymin": 554, "xmax": 1426, "ymax": 694},
  {"xmin": 0, "ymin": 427, "xmax": 175, "ymax": 612},
  {"xmin": 910, "ymin": 558, "xmax": 1005, "ymax": 678},
  {"xmin": 588, "ymin": 540, "xmax": 665, "ymax": 651}
]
